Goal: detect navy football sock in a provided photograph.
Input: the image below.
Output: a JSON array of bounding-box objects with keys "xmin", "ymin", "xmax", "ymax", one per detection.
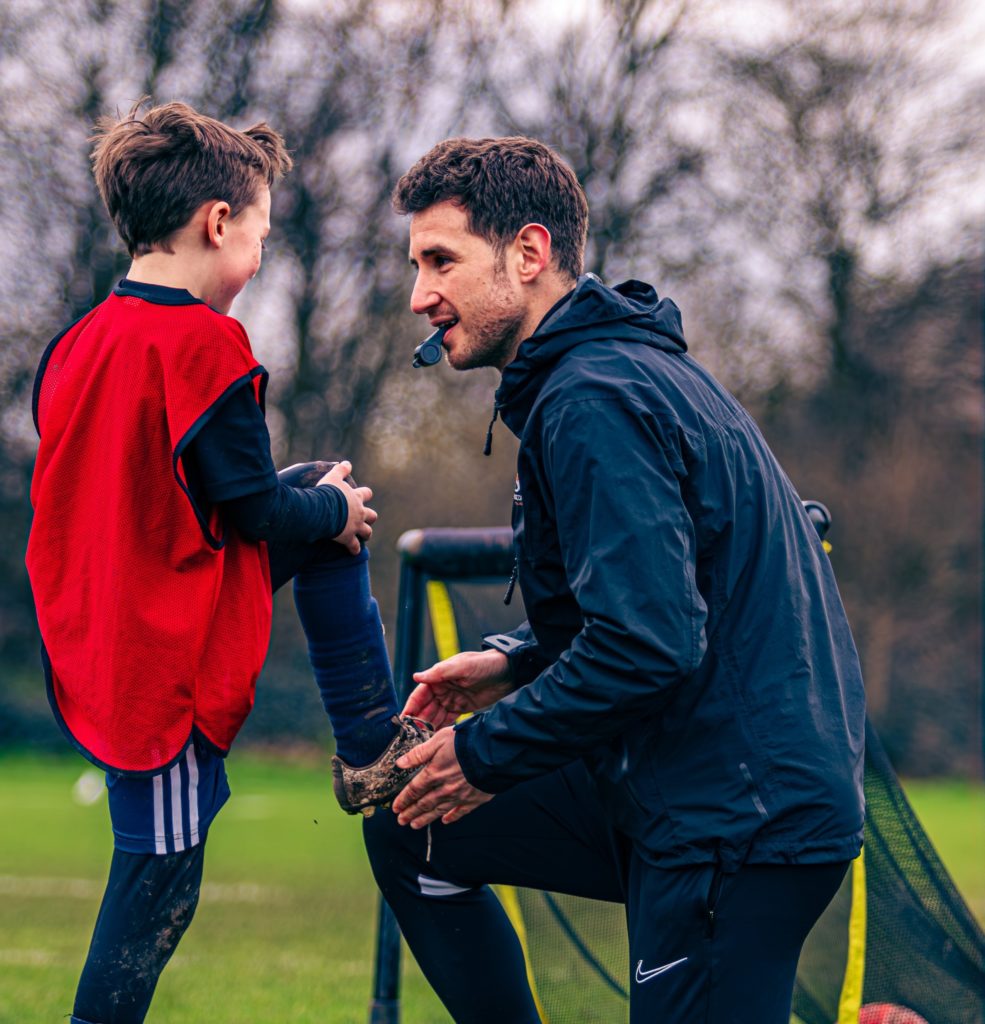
[{"xmin": 293, "ymin": 545, "xmax": 400, "ymax": 766}]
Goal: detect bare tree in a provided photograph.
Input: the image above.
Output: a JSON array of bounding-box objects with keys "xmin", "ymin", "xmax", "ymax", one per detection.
[
  {"xmin": 701, "ymin": 0, "xmax": 984, "ymax": 772},
  {"xmin": 1, "ymin": 0, "xmax": 980, "ymax": 770}
]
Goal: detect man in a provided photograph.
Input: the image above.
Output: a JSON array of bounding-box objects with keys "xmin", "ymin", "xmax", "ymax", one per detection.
[{"xmin": 363, "ymin": 136, "xmax": 865, "ymax": 1024}]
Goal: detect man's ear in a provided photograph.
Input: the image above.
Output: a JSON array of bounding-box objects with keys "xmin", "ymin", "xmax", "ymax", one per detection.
[
  {"xmin": 513, "ymin": 223, "xmax": 552, "ymax": 283},
  {"xmin": 205, "ymin": 200, "xmax": 232, "ymax": 248}
]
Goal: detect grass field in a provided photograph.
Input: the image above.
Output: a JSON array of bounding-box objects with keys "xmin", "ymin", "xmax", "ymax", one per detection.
[{"xmin": 0, "ymin": 750, "xmax": 981, "ymax": 1024}]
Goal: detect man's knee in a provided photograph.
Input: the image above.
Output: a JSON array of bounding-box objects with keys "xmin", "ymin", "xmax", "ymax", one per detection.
[{"xmin": 363, "ymin": 807, "xmax": 421, "ymax": 884}]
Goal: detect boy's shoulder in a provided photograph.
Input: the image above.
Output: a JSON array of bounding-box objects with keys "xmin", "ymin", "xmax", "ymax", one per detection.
[
  {"xmin": 85, "ymin": 283, "xmax": 253, "ymax": 370},
  {"xmin": 108, "ymin": 280, "xmax": 247, "ymax": 333},
  {"xmin": 37, "ymin": 284, "xmax": 255, "ymax": 405}
]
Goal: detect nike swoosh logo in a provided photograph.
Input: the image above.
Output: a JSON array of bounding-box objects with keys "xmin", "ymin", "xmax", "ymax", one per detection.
[{"xmin": 635, "ymin": 956, "xmax": 688, "ymax": 983}]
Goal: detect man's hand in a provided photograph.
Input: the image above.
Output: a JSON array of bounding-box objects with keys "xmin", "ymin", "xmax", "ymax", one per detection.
[
  {"xmin": 392, "ymin": 727, "xmax": 493, "ymax": 827},
  {"xmin": 319, "ymin": 460, "xmax": 377, "ymax": 555},
  {"xmin": 403, "ymin": 650, "xmax": 514, "ymax": 728}
]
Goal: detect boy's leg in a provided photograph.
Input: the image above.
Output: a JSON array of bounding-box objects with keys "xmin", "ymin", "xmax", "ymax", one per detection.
[
  {"xmin": 268, "ymin": 463, "xmax": 423, "ymax": 808},
  {"xmin": 72, "ymin": 740, "xmax": 228, "ymax": 1024},
  {"xmin": 624, "ymin": 857, "xmax": 849, "ymax": 1024},
  {"xmin": 363, "ymin": 759, "xmax": 626, "ymax": 1024},
  {"xmin": 291, "ymin": 544, "xmax": 401, "ymax": 767},
  {"xmin": 72, "ymin": 844, "xmax": 205, "ymax": 1024}
]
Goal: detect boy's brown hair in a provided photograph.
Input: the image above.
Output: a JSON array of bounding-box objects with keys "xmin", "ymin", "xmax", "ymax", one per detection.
[
  {"xmin": 91, "ymin": 100, "xmax": 292, "ymax": 257},
  {"xmin": 392, "ymin": 136, "xmax": 588, "ymax": 282}
]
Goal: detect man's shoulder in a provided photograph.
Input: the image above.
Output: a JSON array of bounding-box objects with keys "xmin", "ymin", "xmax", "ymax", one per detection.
[{"xmin": 535, "ymin": 339, "xmax": 680, "ymax": 411}]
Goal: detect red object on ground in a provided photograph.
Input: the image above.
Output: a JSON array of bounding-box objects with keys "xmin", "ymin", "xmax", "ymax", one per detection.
[{"xmin": 858, "ymin": 1004, "xmax": 930, "ymax": 1024}]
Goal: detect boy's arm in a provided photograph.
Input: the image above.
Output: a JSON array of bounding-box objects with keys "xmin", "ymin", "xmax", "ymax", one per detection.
[{"xmin": 182, "ymin": 384, "xmax": 349, "ymax": 544}]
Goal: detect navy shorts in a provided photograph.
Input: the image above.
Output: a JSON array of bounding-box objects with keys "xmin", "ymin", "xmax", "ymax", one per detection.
[{"xmin": 105, "ymin": 735, "xmax": 230, "ymax": 855}]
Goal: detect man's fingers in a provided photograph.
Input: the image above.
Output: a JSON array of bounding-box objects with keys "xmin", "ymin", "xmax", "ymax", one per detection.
[
  {"xmin": 398, "ymin": 787, "xmax": 456, "ymax": 828},
  {"xmin": 392, "ymin": 768, "xmax": 435, "ymax": 814},
  {"xmin": 396, "ymin": 734, "xmax": 439, "ymax": 772},
  {"xmin": 402, "ymin": 689, "xmax": 450, "ymax": 726},
  {"xmin": 402, "ymin": 685, "xmax": 431, "ymax": 718},
  {"xmin": 413, "ymin": 656, "xmax": 465, "ymax": 685}
]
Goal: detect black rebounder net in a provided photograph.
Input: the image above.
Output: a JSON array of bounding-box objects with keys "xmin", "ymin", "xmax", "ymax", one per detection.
[{"xmin": 377, "ymin": 527, "xmax": 984, "ymax": 1024}]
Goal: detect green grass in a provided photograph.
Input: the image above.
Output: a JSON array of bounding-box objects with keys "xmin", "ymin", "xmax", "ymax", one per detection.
[
  {"xmin": 901, "ymin": 777, "xmax": 985, "ymax": 925},
  {"xmin": 0, "ymin": 752, "xmax": 981, "ymax": 1023},
  {"xmin": 0, "ymin": 750, "xmax": 452, "ymax": 1024}
]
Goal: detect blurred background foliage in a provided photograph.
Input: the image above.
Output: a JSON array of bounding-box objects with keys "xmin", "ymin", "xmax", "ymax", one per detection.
[{"xmin": 0, "ymin": 0, "xmax": 981, "ymax": 776}]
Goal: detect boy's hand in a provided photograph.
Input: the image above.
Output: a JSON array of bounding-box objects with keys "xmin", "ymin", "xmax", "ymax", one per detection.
[
  {"xmin": 319, "ymin": 460, "xmax": 377, "ymax": 555},
  {"xmin": 403, "ymin": 650, "xmax": 514, "ymax": 728}
]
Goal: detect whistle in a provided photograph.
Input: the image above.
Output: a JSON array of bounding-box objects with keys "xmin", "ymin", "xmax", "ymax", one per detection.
[{"xmin": 413, "ymin": 324, "xmax": 448, "ymax": 368}]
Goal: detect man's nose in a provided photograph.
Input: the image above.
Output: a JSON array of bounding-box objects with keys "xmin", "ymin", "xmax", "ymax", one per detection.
[{"xmin": 410, "ymin": 274, "xmax": 438, "ymax": 315}]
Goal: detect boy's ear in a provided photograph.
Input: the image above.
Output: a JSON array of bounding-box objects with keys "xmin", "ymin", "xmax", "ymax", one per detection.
[{"xmin": 205, "ymin": 200, "xmax": 232, "ymax": 248}]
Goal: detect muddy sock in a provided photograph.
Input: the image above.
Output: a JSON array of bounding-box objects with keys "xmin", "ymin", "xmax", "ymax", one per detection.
[{"xmin": 73, "ymin": 845, "xmax": 205, "ymax": 1024}]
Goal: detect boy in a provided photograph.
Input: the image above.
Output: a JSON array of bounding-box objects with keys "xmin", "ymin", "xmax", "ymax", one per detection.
[{"xmin": 25, "ymin": 101, "xmax": 427, "ymax": 1024}]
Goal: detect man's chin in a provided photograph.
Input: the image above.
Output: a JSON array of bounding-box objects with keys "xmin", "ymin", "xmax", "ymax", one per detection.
[
  {"xmin": 447, "ymin": 340, "xmax": 509, "ymax": 372},
  {"xmin": 446, "ymin": 345, "xmax": 483, "ymax": 371}
]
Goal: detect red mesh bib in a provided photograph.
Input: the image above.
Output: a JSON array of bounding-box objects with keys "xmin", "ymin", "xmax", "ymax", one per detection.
[{"xmin": 27, "ymin": 294, "xmax": 272, "ymax": 773}]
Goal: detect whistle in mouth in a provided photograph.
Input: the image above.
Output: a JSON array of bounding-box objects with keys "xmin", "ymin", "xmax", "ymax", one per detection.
[{"xmin": 413, "ymin": 324, "xmax": 448, "ymax": 368}]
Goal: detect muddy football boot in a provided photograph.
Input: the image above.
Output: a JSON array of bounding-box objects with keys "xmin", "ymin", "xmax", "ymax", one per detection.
[
  {"xmin": 332, "ymin": 715, "xmax": 434, "ymax": 816},
  {"xmin": 277, "ymin": 460, "xmax": 355, "ymax": 488}
]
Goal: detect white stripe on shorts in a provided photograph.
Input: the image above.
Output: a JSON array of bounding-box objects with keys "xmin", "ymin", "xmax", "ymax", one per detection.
[
  {"xmin": 152, "ymin": 775, "xmax": 167, "ymax": 855},
  {"xmin": 170, "ymin": 762, "xmax": 185, "ymax": 852},
  {"xmin": 186, "ymin": 745, "xmax": 200, "ymax": 845},
  {"xmin": 417, "ymin": 874, "xmax": 473, "ymax": 897}
]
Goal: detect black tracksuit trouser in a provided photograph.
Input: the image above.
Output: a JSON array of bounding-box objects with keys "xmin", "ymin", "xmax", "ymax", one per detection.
[{"xmin": 364, "ymin": 758, "xmax": 849, "ymax": 1024}]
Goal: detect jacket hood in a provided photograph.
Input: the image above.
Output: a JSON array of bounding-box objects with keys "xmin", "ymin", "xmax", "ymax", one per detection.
[{"xmin": 496, "ymin": 275, "xmax": 686, "ymax": 433}]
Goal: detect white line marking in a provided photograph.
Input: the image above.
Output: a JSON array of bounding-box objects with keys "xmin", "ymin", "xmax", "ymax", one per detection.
[{"xmin": 0, "ymin": 875, "xmax": 287, "ymax": 904}]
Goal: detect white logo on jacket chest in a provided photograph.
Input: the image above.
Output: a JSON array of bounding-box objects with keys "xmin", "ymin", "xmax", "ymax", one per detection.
[{"xmin": 513, "ymin": 475, "xmax": 522, "ymax": 506}]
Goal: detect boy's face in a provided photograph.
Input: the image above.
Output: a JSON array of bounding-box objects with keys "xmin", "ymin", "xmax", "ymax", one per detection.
[
  {"xmin": 408, "ymin": 201, "xmax": 527, "ymax": 371},
  {"xmin": 212, "ymin": 185, "xmax": 271, "ymax": 313}
]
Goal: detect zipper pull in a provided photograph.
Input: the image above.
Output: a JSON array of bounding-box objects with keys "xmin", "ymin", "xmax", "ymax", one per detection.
[
  {"xmin": 503, "ymin": 558, "xmax": 518, "ymax": 605},
  {"xmin": 483, "ymin": 405, "xmax": 500, "ymax": 456}
]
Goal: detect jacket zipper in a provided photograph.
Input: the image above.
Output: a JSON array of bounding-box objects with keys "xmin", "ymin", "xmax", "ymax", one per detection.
[
  {"xmin": 504, "ymin": 559, "xmax": 518, "ymax": 605},
  {"xmin": 483, "ymin": 404, "xmax": 500, "ymax": 456}
]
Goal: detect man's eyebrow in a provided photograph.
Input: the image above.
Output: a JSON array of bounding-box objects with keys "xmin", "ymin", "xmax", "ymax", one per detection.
[{"xmin": 410, "ymin": 245, "xmax": 458, "ymax": 266}]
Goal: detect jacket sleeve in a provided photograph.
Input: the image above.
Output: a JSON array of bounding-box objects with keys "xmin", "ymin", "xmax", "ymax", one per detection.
[
  {"xmin": 455, "ymin": 394, "xmax": 709, "ymax": 792},
  {"xmin": 481, "ymin": 621, "xmax": 553, "ymax": 686}
]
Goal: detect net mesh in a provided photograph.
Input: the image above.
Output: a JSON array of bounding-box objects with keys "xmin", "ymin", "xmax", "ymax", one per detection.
[{"xmin": 410, "ymin": 571, "xmax": 984, "ymax": 1024}]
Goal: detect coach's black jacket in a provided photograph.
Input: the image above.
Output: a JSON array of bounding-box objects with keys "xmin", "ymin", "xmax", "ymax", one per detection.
[{"xmin": 453, "ymin": 274, "xmax": 865, "ymax": 870}]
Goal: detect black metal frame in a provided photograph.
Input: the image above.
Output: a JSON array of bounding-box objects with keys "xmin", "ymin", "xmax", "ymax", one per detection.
[{"xmin": 369, "ymin": 527, "xmax": 514, "ymax": 1023}]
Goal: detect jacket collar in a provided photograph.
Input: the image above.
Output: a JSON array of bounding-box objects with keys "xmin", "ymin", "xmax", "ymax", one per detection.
[{"xmin": 493, "ymin": 275, "xmax": 686, "ymax": 437}]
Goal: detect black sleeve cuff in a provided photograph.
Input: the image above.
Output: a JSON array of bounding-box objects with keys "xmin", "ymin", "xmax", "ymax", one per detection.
[{"xmin": 453, "ymin": 718, "xmax": 512, "ymax": 794}]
